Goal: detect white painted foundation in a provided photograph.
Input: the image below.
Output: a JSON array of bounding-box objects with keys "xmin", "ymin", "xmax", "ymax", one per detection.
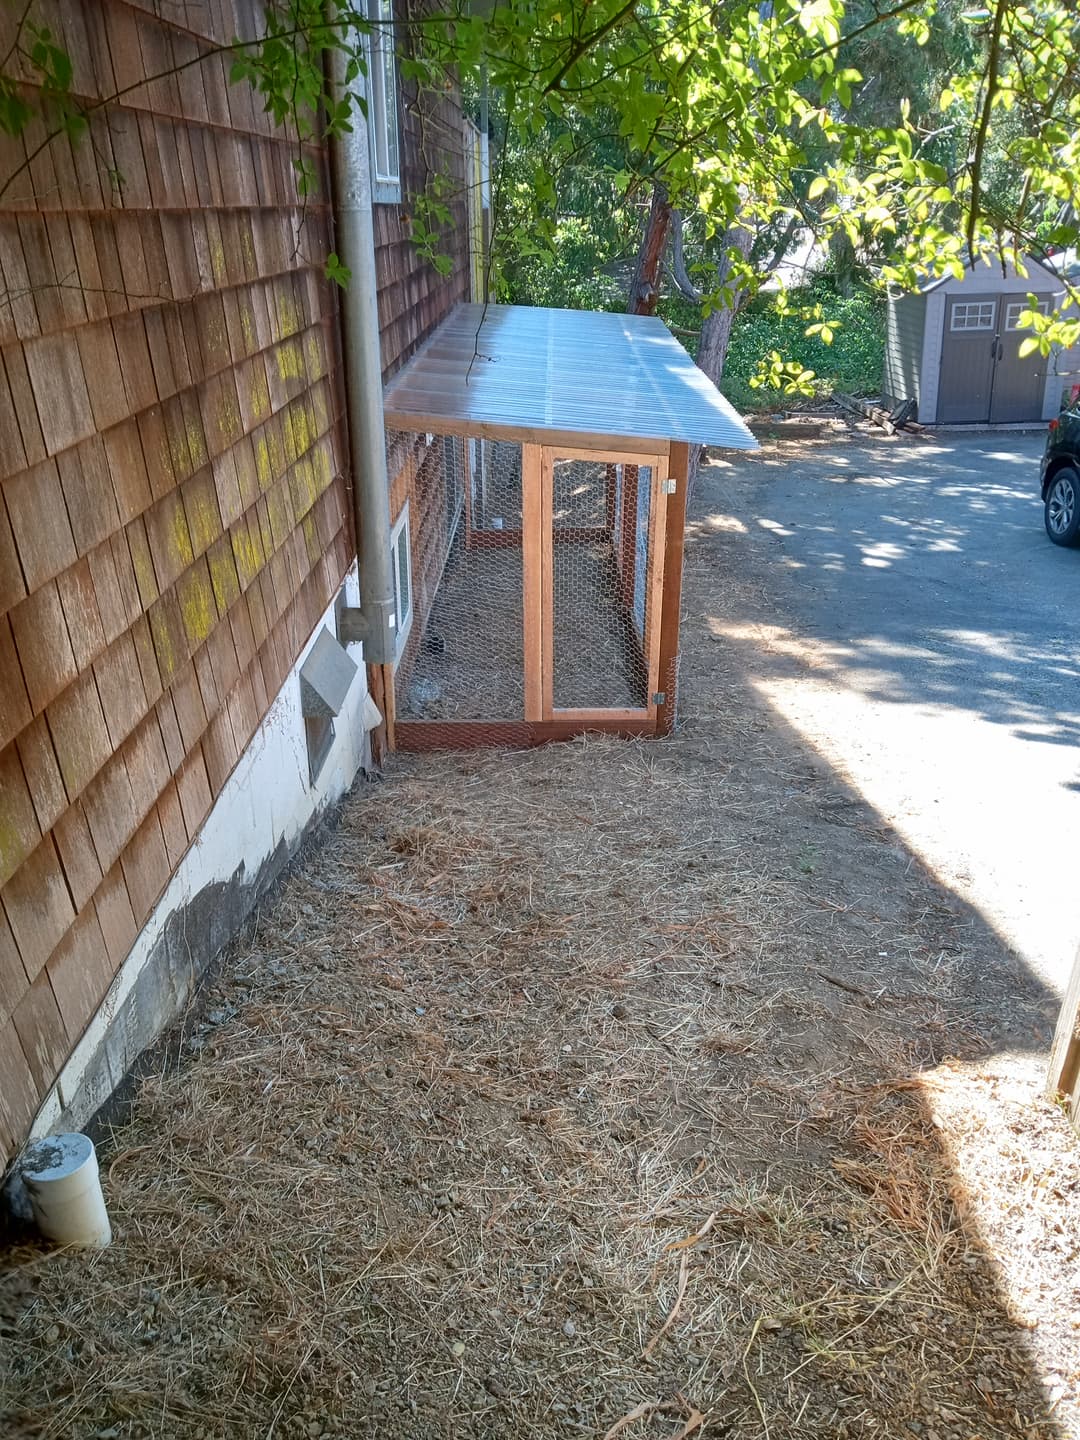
[{"xmin": 28, "ymin": 565, "xmax": 374, "ymax": 1143}]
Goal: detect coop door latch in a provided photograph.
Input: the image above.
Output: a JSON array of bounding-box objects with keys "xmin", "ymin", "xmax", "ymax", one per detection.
[
  {"xmin": 662, "ymin": 479, "xmax": 677, "ymax": 495},
  {"xmin": 653, "ymin": 691, "xmax": 666, "ymax": 706}
]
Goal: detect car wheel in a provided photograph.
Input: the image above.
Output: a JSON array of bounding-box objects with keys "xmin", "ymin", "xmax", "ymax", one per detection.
[{"xmin": 1045, "ymin": 466, "xmax": 1080, "ymax": 547}]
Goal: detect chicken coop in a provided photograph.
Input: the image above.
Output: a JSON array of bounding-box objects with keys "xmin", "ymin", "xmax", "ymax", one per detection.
[{"xmin": 380, "ymin": 304, "xmax": 756, "ymax": 750}]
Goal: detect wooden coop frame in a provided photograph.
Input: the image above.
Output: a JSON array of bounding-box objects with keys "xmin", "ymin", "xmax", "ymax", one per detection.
[{"xmin": 379, "ymin": 304, "xmax": 756, "ymax": 751}]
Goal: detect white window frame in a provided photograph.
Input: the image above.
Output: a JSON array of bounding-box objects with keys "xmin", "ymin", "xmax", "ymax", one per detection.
[
  {"xmin": 390, "ymin": 502, "xmax": 413, "ymax": 655},
  {"xmin": 1005, "ymin": 299, "xmax": 1050, "ymax": 331},
  {"xmin": 469, "ymin": 436, "xmax": 493, "ymax": 529},
  {"xmin": 949, "ymin": 301, "xmax": 996, "ymax": 332},
  {"xmin": 364, "ymin": 0, "xmax": 402, "ymax": 204}
]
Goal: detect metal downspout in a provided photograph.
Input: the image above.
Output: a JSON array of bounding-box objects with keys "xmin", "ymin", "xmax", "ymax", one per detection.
[{"xmin": 326, "ymin": 37, "xmax": 397, "ymax": 662}]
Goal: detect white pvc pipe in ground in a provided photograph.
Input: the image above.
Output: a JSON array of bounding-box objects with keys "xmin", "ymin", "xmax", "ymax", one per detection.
[{"xmin": 21, "ymin": 1134, "xmax": 111, "ymax": 1248}]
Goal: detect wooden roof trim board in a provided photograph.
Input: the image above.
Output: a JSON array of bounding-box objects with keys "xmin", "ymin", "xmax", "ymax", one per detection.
[{"xmin": 383, "ymin": 303, "xmax": 758, "ymax": 450}]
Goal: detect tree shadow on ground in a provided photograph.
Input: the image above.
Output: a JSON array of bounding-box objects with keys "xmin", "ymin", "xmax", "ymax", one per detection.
[
  {"xmin": 662, "ymin": 444, "xmax": 1080, "ymax": 1438},
  {"xmin": 0, "ymin": 447, "xmax": 1077, "ymax": 1438},
  {"xmin": 702, "ymin": 433, "xmax": 1080, "ymax": 753}
]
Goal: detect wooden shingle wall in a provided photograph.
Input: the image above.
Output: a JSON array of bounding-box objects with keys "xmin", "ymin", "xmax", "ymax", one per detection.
[
  {"xmin": 375, "ymin": 67, "xmax": 469, "ymax": 380},
  {"xmin": 376, "ymin": 57, "xmax": 471, "ymax": 718},
  {"xmin": 0, "ymin": 0, "xmax": 355, "ymax": 1168}
]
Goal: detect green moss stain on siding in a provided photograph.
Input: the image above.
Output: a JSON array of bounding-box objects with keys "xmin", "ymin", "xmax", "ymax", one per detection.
[
  {"xmin": 184, "ymin": 478, "xmax": 222, "ymax": 556},
  {"xmin": 177, "ymin": 565, "xmax": 217, "ymax": 648},
  {"xmin": 207, "ymin": 540, "xmax": 241, "ymax": 616},
  {"xmin": 275, "ymin": 340, "xmax": 305, "ymax": 383},
  {"xmin": 149, "ymin": 601, "xmax": 179, "ymax": 682}
]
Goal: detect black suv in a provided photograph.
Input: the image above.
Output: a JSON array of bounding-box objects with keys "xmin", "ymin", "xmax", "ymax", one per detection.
[{"xmin": 1041, "ymin": 396, "xmax": 1080, "ymax": 546}]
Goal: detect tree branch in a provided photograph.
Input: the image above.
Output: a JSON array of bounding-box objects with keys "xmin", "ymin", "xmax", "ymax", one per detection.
[
  {"xmin": 966, "ymin": 0, "xmax": 1007, "ymax": 268},
  {"xmin": 541, "ymin": 0, "xmax": 640, "ymax": 96},
  {"xmin": 669, "ymin": 210, "xmax": 704, "ymax": 304}
]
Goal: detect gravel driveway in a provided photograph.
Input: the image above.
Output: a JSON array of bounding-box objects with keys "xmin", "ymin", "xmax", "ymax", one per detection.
[{"xmin": 702, "ymin": 430, "xmax": 1080, "ymax": 994}]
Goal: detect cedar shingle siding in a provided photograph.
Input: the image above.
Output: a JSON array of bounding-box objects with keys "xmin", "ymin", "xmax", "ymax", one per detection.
[
  {"xmin": 0, "ymin": 0, "xmax": 467, "ymax": 1168},
  {"xmin": 376, "ymin": 58, "xmax": 469, "ymax": 683},
  {"xmin": 374, "ymin": 70, "xmax": 469, "ymax": 381}
]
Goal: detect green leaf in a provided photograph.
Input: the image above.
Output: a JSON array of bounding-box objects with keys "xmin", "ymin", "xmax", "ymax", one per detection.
[
  {"xmin": 0, "ymin": 83, "xmax": 33, "ymax": 137},
  {"xmin": 324, "ymin": 253, "xmax": 351, "ymax": 289}
]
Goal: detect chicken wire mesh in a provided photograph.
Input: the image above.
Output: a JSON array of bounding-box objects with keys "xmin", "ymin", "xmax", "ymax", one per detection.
[
  {"xmin": 551, "ymin": 457, "xmax": 653, "ymax": 711},
  {"xmin": 393, "ymin": 431, "xmax": 525, "ymax": 722},
  {"xmin": 391, "ymin": 433, "xmax": 659, "ymax": 740}
]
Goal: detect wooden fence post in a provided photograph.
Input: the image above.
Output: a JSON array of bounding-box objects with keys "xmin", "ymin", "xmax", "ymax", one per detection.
[{"xmin": 1047, "ymin": 942, "xmax": 1080, "ymax": 1131}]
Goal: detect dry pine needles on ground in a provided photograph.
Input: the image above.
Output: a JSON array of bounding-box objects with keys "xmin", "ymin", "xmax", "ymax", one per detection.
[{"xmin": 1, "ymin": 442, "xmax": 1076, "ymax": 1440}]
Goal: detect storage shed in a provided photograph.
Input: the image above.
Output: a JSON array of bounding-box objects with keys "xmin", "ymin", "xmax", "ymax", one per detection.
[
  {"xmin": 379, "ymin": 303, "xmax": 756, "ymax": 750},
  {"xmin": 882, "ymin": 254, "xmax": 1080, "ymax": 425}
]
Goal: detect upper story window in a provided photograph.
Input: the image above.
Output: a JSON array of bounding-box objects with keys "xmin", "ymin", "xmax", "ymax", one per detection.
[{"xmin": 365, "ymin": 0, "xmax": 402, "ymax": 203}]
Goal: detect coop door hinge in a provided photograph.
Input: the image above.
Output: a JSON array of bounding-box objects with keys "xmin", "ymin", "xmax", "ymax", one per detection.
[
  {"xmin": 653, "ymin": 691, "xmax": 666, "ymax": 706},
  {"xmin": 662, "ymin": 479, "xmax": 677, "ymax": 495}
]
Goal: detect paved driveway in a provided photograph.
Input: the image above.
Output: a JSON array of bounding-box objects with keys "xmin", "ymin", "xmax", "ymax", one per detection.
[{"xmin": 707, "ymin": 431, "xmax": 1080, "ymax": 993}]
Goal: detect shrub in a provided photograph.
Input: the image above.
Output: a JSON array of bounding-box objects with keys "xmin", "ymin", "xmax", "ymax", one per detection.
[
  {"xmin": 720, "ymin": 281, "xmax": 886, "ymax": 411},
  {"xmin": 658, "ymin": 279, "xmax": 885, "ymax": 412}
]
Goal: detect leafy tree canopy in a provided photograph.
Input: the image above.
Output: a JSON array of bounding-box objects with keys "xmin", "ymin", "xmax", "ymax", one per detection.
[{"xmin": 2, "ymin": 0, "xmax": 1078, "ymax": 354}]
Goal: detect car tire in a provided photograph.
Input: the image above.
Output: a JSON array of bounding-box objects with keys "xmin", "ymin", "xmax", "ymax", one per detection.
[{"xmin": 1045, "ymin": 466, "xmax": 1080, "ymax": 547}]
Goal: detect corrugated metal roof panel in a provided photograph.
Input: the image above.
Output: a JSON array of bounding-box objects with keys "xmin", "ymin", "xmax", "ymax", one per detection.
[{"xmin": 383, "ymin": 303, "xmax": 758, "ymax": 450}]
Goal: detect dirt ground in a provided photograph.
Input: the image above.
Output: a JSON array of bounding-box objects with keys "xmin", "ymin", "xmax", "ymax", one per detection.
[{"xmin": 2, "ymin": 440, "xmax": 1079, "ymax": 1440}]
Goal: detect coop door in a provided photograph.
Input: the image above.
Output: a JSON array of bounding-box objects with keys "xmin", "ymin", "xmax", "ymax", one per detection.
[{"xmin": 523, "ymin": 446, "xmax": 667, "ymax": 722}]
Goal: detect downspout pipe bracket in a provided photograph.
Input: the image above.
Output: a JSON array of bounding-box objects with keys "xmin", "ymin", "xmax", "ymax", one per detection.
[{"xmin": 338, "ymin": 599, "xmax": 397, "ymax": 650}]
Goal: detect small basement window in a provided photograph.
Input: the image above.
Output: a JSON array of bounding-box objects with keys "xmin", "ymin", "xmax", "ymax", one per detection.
[
  {"xmin": 365, "ymin": 0, "xmax": 401, "ymax": 202},
  {"xmin": 391, "ymin": 503, "xmax": 413, "ymax": 655}
]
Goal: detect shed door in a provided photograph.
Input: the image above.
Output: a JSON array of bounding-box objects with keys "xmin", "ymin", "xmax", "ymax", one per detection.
[
  {"xmin": 937, "ymin": 295, "xmax": 998, "ymax": 423},
  {"xmin": 990, "ymin": 296, "xmax": 1052, "ymax": 423}
]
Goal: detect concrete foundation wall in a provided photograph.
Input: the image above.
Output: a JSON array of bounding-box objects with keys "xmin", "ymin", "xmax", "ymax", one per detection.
[{"xmin": 25, "ymin": 569, "xmax": 372, "ymax": 1149}]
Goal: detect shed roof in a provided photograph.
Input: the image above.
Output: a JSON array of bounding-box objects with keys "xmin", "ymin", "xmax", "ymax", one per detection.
[
  {"xmin": 383, "ymin": 303, "xmax": 757, "ymax": 451},
  {"xmin": 914, "ymin": 251, "xmax": 1062, "ymax": 294}
]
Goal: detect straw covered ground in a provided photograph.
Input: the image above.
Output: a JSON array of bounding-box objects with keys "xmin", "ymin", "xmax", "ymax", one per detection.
[{"xmin": 2, "ymin": 442, "xmax": 1078, "ymax": 1440}]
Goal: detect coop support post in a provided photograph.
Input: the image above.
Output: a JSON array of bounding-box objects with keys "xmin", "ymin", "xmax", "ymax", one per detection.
[
  {"xmin": 522, "ymin": 444, "xmax": 544, "ymax": 721},
  {"xmin": 326, "ymin": 32, "xmax": 397, "ymax": 664},
  {"xmin": 655, "ymin": 442, "xmax": 689, "ymax": 736}
]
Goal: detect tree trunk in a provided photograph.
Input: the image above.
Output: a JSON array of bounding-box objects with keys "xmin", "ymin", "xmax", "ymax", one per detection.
[
  {"xmin": 695, "ymin": 306, "xmax": 739, "ymax": 389},
  {"xmin": 694, "ymin": 224, "xmax": 752, "ymax": 388},
  {"xmin": 688, "ymin": 223, "xmax": 752, "ymax": 486},
  {"xmin": 829, "ymin": 229, "xmax": 856, "ymax": 296},
  {"xmin": 628, "ymin": 184, "xmax": 672, "ymax": 315}
]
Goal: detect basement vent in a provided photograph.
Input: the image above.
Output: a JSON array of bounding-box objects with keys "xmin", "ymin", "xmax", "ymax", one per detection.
[{"xmin": 299, "ymin": 627, "xmax": 358, "ymax": 781}]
